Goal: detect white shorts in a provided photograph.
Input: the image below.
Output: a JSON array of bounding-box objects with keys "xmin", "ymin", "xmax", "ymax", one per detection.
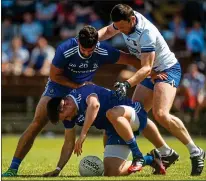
[
  {"xmin": 116, "ymin": 105, "xmax": 140, "ymax": 131},
  {"xmin": 104, "ymin": 145, "xmax": 131, "ymax": 161}
]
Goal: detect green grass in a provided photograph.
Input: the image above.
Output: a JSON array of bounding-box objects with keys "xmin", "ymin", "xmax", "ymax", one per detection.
[{"xmin": 2, "ymin": 135, "xmax": 206, "ymax": 180}]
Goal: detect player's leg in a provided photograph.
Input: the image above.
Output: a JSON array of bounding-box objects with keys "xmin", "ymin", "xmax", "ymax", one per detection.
[
  {"xmin": 2, "ymin": 96, "xmax": 51, "ymax": 176},
  {"xmin": 153, "ymin": 81, "xmax": 205, "ymax": 175},
  {"xmin": 132, "ymin": 83, "xmax": 179, "ymax": 166},
  {"xmin": 132, "ymin": 84, "xmax": 167, "ymax": 148},
  {"xmin": 104, "ymin": 145, "xmax": 132, "ymax": 176},
  {"xmin": 2, "ymin": 81, "xmax": 73, "ymax": 177},
  {"xmin": 106, "ymin": 106, "xmax": 144, "ymax": 172},
  {"xmin": 104, "ymin": 145, "xmax": 166, "ymax": 176}
]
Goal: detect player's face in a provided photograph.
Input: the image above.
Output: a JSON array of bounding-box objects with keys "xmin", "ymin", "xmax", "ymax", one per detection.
[
  {"xmin": 79, "ymin": 44, "xmax": 96, "ymax": 58},
  {"xmin": 113, "ymin": 16, "xmax": 136, "ymax": 35},
  {"xmin": 58, "ymin": 98, "xmax": 77, "ymax": 121}
]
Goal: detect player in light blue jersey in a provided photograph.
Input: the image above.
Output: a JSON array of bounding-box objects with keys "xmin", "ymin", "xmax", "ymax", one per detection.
[
  {"xmin": 45, "ymin": 84, "xmax": 166, "ymax": 176},
  {"xmin": 98, "ymin": 4, "xmax": 205, "ymax": 176},
  {"xmin": 2, "ymin": 25, "xmax": 167, "ymax": 177}
]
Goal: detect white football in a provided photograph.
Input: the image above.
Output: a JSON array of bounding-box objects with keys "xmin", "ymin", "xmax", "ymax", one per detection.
[{"xmin": 79, "ymin": 155, "xmax": 104, "ymax": 176}]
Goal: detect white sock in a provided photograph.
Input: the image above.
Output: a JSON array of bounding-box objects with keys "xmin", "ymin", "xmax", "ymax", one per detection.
[
  {"xmin": 186, "ymin": 141, "xmax": 200, "ymax": 157},
  {"xmin": 157, "ymin": 144, "xmax": 172, "ymax": 156}
]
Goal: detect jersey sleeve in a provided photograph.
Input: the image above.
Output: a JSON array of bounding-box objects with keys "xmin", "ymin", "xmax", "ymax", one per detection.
[
  {"xmin": 139, "ymin": 29, "xmax": 156, "ymax": 53},
  {"xmin": 63, "ymin": 120, "xmax": 75, "ymax": 129},
  {"xmin": 99, "ymin": 43, "xmax": 120, "ymax": 64},
  {"xmin": 52, "ymin": 45, "xmax": 67, "ymax": 69}
]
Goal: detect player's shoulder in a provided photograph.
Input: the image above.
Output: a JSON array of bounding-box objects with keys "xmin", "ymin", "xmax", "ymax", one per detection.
[
  {"xmin": 134, "ymin": 11, "xmax": 157, "ymax": 36},
  {"xmin": 57, "ymin": 37, "xmax": 78, "ymax": 53},
  {"xmin": 94, "ymin": 41, "xmax": 113, "ymax": 55}
]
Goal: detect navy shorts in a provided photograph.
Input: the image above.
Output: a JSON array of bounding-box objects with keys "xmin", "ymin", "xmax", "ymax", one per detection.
[
  {"xmin": 42, "ymin": 79, "xmax": 73, "ymax": 98},
  {"xmin": 105, "ymin": 106, "xmax": 147, "ymax": 146},
  {"xmin": 140, "ymin": 62, "xmax": 182, "ymax": 90}
]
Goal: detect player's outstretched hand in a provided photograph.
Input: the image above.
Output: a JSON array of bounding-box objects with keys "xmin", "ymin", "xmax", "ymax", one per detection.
[
  {"xmin": 151, "ymin": 71, "xmax": 168, "ymax": 83},
  {"xmin": 74, "ymin": 134, "xmax": 86, "ymax": 156},
  {"xmin": 43, "ymin": 169, "xmax": 60, "ymax": 177}
]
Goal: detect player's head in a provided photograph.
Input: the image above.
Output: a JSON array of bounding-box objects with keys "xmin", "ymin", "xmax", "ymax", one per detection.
[
  {"xmin": 110, "ymin": 4, "xmax": 136, "ymax": 35},
  {"xmin": 47, "ymin": 97, "xmax": 77, "ymax": 124},
  {"xmin": 78, "ymin": 25, "xmax": 98, "ymax": 58}
]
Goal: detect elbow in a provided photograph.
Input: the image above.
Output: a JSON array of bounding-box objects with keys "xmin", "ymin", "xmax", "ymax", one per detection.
[
  {"xmin": 91, "ymin": 103, "xmax": 100, "ymax": 110},
  {"xmin": 94, "ymin": 103, "xmax": 100, "ymax": 109},
  {"xmin": 145, "ymin": 66, "xmax": 152, "ymax": 76}
]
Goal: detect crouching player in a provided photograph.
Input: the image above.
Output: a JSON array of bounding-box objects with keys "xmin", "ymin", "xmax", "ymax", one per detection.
[{"xmin": 44, "ymin": 84, "xmax": 166, "ymax": 176}]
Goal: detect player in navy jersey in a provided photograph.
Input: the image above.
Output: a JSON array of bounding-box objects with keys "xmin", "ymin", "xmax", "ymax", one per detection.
[
  {"xmin": 2, "ymin": 25, "xmax": 167, "ymax": 177},
  {"xmin": 45, "ymin": 84, "xmax": 166, "ymax": 176}
]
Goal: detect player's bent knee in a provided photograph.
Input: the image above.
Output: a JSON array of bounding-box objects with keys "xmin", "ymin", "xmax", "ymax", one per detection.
[
  {"xmin": 104, "ymin": 157, "xmax": 126, "ymax": 176},
  {"xmin": 104, "ymin": 165, "xmax": 121, "ymax": 176},
  {"xmin": 106, "ymin": 109, "xmax": 118, "ymax": 123}
]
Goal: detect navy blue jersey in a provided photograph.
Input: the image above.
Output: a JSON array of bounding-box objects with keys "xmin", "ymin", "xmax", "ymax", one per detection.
[
  {"xmin": 63, "ymin": 84, "xmax": 143, "ymax": 130},
  {"xmin": 52, "ymin": 38, "xmax": 120, "ymax": 84}
]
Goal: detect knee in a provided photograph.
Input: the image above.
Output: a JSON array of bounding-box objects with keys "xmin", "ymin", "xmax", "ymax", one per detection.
[
  {"xmin": 104, "ymin": 159, "xmax": 121, "ymax": 176},
  {"xmin": 30, "ymin": 116, "xmax": 48, "ymax": 133},
  {"xmin": 104, "ymin": 167, "xmax": 120, "ymax": 176},
  {"xmin": 106, "ymin": 108, "xmax": 118, "ymax": 124},
  {"xmin": 153, "ymin": 109, "xmax": 170, "ymax": 128}
]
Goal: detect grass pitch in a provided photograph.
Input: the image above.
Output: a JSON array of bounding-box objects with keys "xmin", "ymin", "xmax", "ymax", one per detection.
[{"xmin": 2, "ymin": 135, "xmax": 206, "ymax": 180}]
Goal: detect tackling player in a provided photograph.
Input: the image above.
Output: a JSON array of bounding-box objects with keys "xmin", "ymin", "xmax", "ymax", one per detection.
[{"xmin": 98, "ymin": 4, "xmax": 205, "ymax": 175}]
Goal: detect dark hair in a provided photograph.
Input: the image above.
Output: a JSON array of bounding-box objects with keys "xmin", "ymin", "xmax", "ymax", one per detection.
[
  {"xmin": 78, "ymin": 25, "xmax": 98, "ymax": 48},
  {"xmin": 110, "ymin": 4, "xmax": 134, "ymax": 22},
  {"xmin": 47, "ymin": 97, "xmax": 63, "ymax": 125}
]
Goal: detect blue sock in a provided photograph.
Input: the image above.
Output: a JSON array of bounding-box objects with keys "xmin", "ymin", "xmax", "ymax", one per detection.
[
  {"xmin": 10, "ymin": 157, "xmax": 22, "ymax": 170},
  {"xmin": 144, "ymin": 155, "xmax": 153, "ymax": 166},
  {"xmin": 126, "ymin": 137, "xmax": 143, "ymax": 158}
]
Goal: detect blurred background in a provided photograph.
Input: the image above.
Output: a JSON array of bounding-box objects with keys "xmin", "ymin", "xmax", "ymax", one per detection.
[{"xmin": 2, "ymin": 0, "xmax": 206, "ymax": 136}]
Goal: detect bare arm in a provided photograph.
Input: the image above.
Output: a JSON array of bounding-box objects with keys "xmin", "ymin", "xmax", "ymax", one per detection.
[
  {"xmin": 74, "ymin": 94, "xmax": 100, "ymax": 156},
  {"xmin": 116, "ymin": 51, "xmax": 141, "ymax": 69},
  {"xmin": 43, "ymin": 128, "xmax": 76, "ymax": 177},
  {"xmin": 50, "ymin": 64, "xmax": 81, "ymax": 89},
  {"xmin": 56, "ymin": 128, "xmax": 76, "ymax": 169},
  {"xmin": 81, "ymin": 94, "xmax": 100, "ymax": 136},
  {"xmin": 98, "ymin": 24, "xmax": 120, "ymax": 41},
  {"xmin": 127, "ymin": 52, "xmax": 155, "ymax": 87}
]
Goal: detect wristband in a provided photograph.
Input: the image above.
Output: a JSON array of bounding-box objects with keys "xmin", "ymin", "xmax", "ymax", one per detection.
[
  {"xmin": 124, "ymin": 81, "xmax": 131, "ymax": 89},
  {"xmin": 56, "ymin": 167, "xmax": 61, "ymax": 171}
]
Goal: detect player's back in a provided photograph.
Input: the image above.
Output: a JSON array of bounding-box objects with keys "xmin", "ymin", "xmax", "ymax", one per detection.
[
  {"xmin": 68, "ymin": 84, "xmax": 133, "ymax": 129},
  {"xmin": 122, "ymin": 11, "xmax": 177, "ymax": 72}
]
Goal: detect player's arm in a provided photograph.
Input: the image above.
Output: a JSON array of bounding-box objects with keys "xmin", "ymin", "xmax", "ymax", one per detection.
[
  {"xmin": 51, "ymin": 45, "xmax": 85, "ymax": 89},
  {"xmin": 74, "ymin": 94, "xmax": 100, "ymax": 156},
  {"xmin": 50, "ymin": 64, "xmax": 81, "ymax": 89},
  {"xmin": 116, "ymin": 51, "xmax": 167, "ymax": 81},
  {"xmin": 127, "ymin": 52, "xmax": 155, "ymax": 87},
  {"xmin": 43, "ymin": 127, "xmax": 76, "ymax": 177},
  {"xmin": 98, "ymin": 24, "xmax": 120, "ymax": 41},
  {"xmin": 116, "ymin": 51, "xmax": 141, "ymax": 69}
]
